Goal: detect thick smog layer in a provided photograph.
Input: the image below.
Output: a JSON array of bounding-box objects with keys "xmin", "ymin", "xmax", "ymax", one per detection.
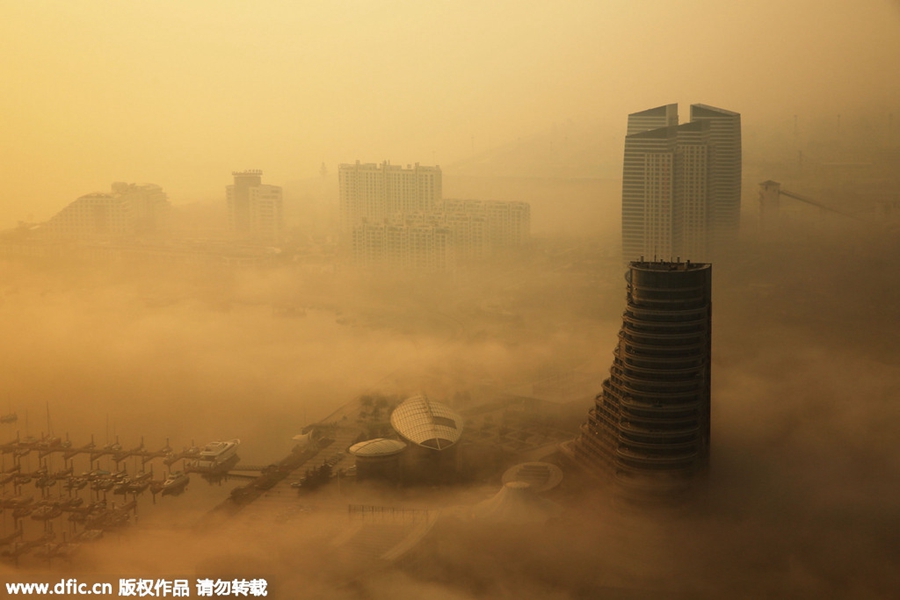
[{"xmin": 0, "ymin": 2, "xmax": 898, "ymax": 599}]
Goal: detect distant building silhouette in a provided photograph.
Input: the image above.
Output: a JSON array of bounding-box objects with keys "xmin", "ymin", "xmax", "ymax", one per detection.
[
  {"xmin": 622, "ymin": 104, "xmax": 741, "ymax": 262},
  {"xmin": 226, "ymin": 171, "xmax": 283, "ymax": 243},
  {"xmin": 563, "ymin": 259, "xmax": 712, "ymax": 504},
  {"xmin": 349, "ymin": 199, "xmax": 530, "ymax": 272},
  {"xmin": 352, "ymin": 220, "xmax": 454, "ymax": 272},
  {"xmin": 43, "ymin": 182, "xmax": 170, "ymax": 239},
  {"xmin": 340, "ymin": 160, "xmax": 529, "ymax": 271},
  {"xmin": 338, "ymin": 161, "xmax": 442, "ymax": 233},
  {"xmin": 442, "ymin": 199, "xmax": 530, "ymax": 259}
]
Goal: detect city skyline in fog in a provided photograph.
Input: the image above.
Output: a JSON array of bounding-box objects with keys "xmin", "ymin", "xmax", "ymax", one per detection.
[
  {"xmin": 1, "ymin": 1, "xmax": 899, "ymax": 227},
  {"xmin": 1, "ymin": 4, "xmax": 899, "ymax": 594}
]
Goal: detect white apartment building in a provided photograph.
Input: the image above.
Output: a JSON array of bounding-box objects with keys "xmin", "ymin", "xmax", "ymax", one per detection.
[
  {"xmin": 352, "ymin": 221, "xmax": 453, "ymax": 272},
  {"xmin": 441, "ymin": 199, "xmax": 530, "ymax": 256},
  {"xmin": 226, "ymin": 171, "xmax": 284, "ymax": 244},
  {"xmin": 43, "ymin": 183, "xmax": 170, "ymax": 240},
  {"xmin": 248, "ymin": 185, "xmax": 284, "ymax": 244},
  {"xmin": 340, "ymin": 160, "xmax": 528, "ymax": 271},
  {"xmin": 349, "ymin": 199, "xmax": 530, "ymax": 271},
  {"xmin": 339, "ymin": 161, "xmax": 442, "ymax": 232}
]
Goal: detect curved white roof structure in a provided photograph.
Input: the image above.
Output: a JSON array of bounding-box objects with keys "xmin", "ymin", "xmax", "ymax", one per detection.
[
  {"xmin": 472, "ymin": 481, "xmax": 563, "ymax": 524},
  {"xmin": 348, "ymin": 438, "xmax": 407, "ymax": 458},
  {"xmin": 389, "ymin": 394, "xmax": 463, "ymax": 451},
  {"xmin": 501, "ymin": 462, "xmax": 564, "ymax": 493}
]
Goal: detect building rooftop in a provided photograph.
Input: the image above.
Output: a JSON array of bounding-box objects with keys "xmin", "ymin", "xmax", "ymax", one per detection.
[
  {"xmin": 390, "ymin": 394, "xmax": 463, "ymax": 451},
  {"xmin": 628, "ymin": 104, "xmax": 677, "ymax": 118},
  {"xmin": 690, "ymin": 103, "xmax": 740, "ymax": 118},
  {"xmin": 348, "ymin": 438, "xmax": 407, "ymax": 458},
  {"xmin": 501, "ymin": 462, "xmax": 564, "ymax": 493},
  {"xmin": 630, "ymin": 259, "xmax": 711, "ymax": 271}
]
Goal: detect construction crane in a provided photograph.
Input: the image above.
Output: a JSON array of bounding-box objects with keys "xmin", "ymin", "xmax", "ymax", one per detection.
[{"xmin": 758, "ymin": 180, "xmax": 867, "ymax": 230}]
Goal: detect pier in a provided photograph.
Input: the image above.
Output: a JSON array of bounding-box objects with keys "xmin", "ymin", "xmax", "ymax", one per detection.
[{"xmin": 0, "ymin": 430, "xmax": 243, "ymax": 565}]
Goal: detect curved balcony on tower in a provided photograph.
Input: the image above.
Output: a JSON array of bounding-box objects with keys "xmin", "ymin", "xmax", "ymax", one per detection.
[
  {"xmin": 619, "ymin": 334, "xmax": 706, "ymax": 355},
  {"xmin": 615, "ymin": 445, "xmax": 699, "ymax": 470},
  {"xmin": 614, "ymin": 371, "xmax": 703, "ymax": 393},
  {"xmin": 625, "ymin": 305, "xmax": 710, "ymax": 321},
  {"xmin": 622, "ymin": 359, "xmax": 702, "ymax": 373},
  {"xmin": 622, "ymin": 392, "xmax": 703, "ymax": 408},
  {"xmin": 620, "ymin": 362, "xmax": 703, "ymax": 380},
  {"xmin": 623, "ymin": 312, "xmax": 709, "ymax": 331}
]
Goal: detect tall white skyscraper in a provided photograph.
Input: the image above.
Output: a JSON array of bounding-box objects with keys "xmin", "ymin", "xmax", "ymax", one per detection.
[
  {"xmin": 621, "ymin": 104, "xmax": 741, "ymax": 262},
  {"xmin": 689, "ymin": 104, "xmax": 742, "ymax": 248}
]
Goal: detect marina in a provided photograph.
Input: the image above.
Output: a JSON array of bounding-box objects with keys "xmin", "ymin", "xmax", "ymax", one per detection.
[{"xmin": 0, "ymin": 427, "xmax": 247, "ymax": 566}]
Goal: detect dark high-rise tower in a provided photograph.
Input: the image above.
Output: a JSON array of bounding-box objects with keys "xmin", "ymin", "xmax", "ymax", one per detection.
[{"xmin": 565, "ymin": 259, "xmax": 712, "ymax": 502}]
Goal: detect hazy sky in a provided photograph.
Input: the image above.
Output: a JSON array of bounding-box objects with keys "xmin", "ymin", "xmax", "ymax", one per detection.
[{"xmin": 2, "ymin": 1, "xmax": 899, "ymax": 226}]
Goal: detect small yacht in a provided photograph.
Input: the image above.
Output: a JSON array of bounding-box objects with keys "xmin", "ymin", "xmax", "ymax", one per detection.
[{"xmin": 189, "ymin": 439, "xmax": 240, "ymax": 471}]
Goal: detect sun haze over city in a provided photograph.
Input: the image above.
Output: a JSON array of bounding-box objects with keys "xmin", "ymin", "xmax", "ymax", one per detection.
[{"xmin": 0, "ymin": 1, "xmax": 898, "ymax": 599}]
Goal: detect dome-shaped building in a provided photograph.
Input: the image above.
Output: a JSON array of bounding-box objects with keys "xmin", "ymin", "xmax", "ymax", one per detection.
[
  {"xmin": 390, "ymin": 394, "xmax": 463, "ymax": 450},
  {"xmin": 389, "ymin": 394, "xmax": 464, "ymax": 483},
  {"xmin": 348, "ymin": 438, "xmax": 407, "ymax": 482}
]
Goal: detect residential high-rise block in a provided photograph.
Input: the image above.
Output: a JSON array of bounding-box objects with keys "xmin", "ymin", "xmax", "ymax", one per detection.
[
  {"xmin": 352, "ymin": 220, "xmax": 453, "ymax": 272},
  {"xmin": 226, "ymin": 171, "xmax": 284, "ymax": 243},
  {"xmin": 622, "ymin": 104, "xmax": 740, "ymax": 262},
  {"xmin": 564, "ymin": 260, "xmax": 712, "ymax": 502},
  {"xmin": 339, "ymin": 161, "xmax": 442, "ymax": 232},
  {"xmin": 43, "ymin": 182, "xmax": 170, "ymax": 239},
  {"xmin": 227, "ymin": 170, "xmax": 261, "ymax": 234},
  {"xmin": 247, "ymin": 184, "xmax": 284, "ymax": 243},
  {"xmin": 339, "ymin": 160, "xmax": 528, "ymax": 271},
  {"xmin": 441, "ymin": 199, "xmax": 531, "ymax": 259},
  {"xmin": 348, "ymin": 199, "xmax": 530, "ymax": 271}
]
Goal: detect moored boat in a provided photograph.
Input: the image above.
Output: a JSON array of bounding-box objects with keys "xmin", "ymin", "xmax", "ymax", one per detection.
[
  {"xmin": 31, "ymin": 504, "xmax": 63, "ymax": 521},
  {"xmin": 160, "ymin": 471, "xmax": 190, "ymax": 495},
  {"xmin": 188, "ymin": 439, "xmax": 240, "ymax": 471}
]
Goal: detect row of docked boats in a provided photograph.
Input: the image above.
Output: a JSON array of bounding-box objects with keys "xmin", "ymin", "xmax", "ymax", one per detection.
[
  {"xmin": 0, "ymin": 437, "xmax": 240, "ymax": 471},
  {"xmin": 0, "ymin": 437, "xmax": 238, "ymax": 565},
  {"xmin": 2, "ymin": 466, "xmax": 190, "ymax": 496},
  {"xmin": 1, "ymin": 494, "xmax": 83, "ymax": 520},
  {"xmin": 0, "ymin": 437, "xmax": 239, "ymax": 489},
  {"xmin": 0, "ymin": 464, "xmax": 73, "ymax": 487},
  {"xmin": 0, "ymin": 494, "xmax": 134, "ymax": 527},
  {"xmin": 0, "ymin": 433, "xmax": 73, "ymax": 458}
]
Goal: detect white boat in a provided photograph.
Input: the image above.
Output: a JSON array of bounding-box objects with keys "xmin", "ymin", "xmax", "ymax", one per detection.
[
  {"xmin": 160, "ymin": 471, "xmax": 190, "ymax": 495},
  {"xmin": 189, "ymin": 439, "xmax": 240, "ymax": 471}
]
